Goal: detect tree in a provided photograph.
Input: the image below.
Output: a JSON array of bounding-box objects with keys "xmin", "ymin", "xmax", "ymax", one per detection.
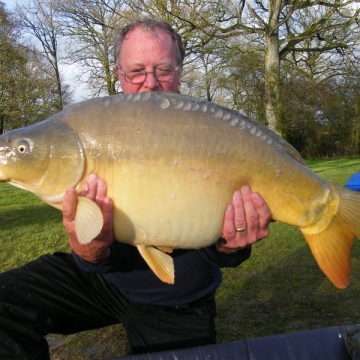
[
  {"xmin": 130, "ymin": 0, "xmax": 360, "ymax": 133},
  {"xmin": 0, "ymin": 2, "xmax": 69, "ymax": 133},
  {"xmin": 0, "ymin": 2, "xmax": 26, "ymax": 133},
  {"xmin": 58, "ymin": 0, "xmax": 126, "ymax": 96},
  {"xmin": 15, "ymin": 0, "xmax": 72, "ymax": 111}
]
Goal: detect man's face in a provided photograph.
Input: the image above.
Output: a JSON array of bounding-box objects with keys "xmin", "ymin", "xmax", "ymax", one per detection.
[{"xmin": 116, "ymin": 28, "xmax": 182, "ymax": 94}]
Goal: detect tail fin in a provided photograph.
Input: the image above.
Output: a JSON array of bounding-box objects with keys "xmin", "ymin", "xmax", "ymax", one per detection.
[{"xmin": 301, "ymin": 186, "xmax": 360, "ymax": 289}]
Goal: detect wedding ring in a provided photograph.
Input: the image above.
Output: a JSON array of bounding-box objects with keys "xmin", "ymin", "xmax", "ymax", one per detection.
[{"xmin": 236, "ymin": 227, "xmax": 246, "ymax": 232}]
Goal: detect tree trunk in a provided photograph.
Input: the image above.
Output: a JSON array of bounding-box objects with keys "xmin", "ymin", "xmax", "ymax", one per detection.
[{"xmin": 264, "ymin": 0, "xmax": 281, "ymax": 133}]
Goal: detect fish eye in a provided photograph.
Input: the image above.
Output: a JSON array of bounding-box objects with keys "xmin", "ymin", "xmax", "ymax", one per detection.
[
  {"xmin": 18, "ymin": 144, "xmax": 27, "ymax": 153},
  {"xmin": 16, "ymin": 139, "xmax": 32, "ymax": 154}
]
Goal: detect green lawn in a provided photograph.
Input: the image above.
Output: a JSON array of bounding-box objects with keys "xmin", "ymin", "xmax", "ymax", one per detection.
[{"xmin": 1, "ymin": 158, "xmax": 360, "ymax": 359}]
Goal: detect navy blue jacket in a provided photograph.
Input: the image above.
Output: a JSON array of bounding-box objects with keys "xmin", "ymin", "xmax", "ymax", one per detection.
[{"xmin": 73, "ymin": 242, "xmax": 251, "ymax": 306}]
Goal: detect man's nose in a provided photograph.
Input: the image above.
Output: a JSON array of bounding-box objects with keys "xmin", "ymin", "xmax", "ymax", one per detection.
[{"xmin": 143, "ymin": 71, "xmax": 159, "ymax": 89}]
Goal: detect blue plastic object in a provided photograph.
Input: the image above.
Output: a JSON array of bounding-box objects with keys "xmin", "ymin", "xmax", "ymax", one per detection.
[{"xmin": 346, "ymin": 171, "xmax": 360, "ymax": 191}]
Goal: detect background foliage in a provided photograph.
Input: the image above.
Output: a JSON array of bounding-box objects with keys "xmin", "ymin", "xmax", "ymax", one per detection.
[{"xmin": 0, "ymin": 0, "xmax": 359, "ymax": 157}]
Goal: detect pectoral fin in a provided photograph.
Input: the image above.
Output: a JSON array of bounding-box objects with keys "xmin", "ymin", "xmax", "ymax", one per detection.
[
  {"xmin": 75, "ymin": 197, "xmax": 103, "ymax": 245},
  {"xmin": 156, "ymin": 246, "xmax": 173, "ymax": 253},
  {"xmin": 137, "ymin": 245, "xmax": 175, "ymax": 284}
]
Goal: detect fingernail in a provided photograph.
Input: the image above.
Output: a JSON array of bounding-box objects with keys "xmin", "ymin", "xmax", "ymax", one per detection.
[
  {"xmin": 242, "ymin": 185, "xmax": 250, "ymax": 194},
  {"xmin": 98, "ymin": 178, "xmax": 106, "ymax": 189},
  {"xmin": 226, "ymin": 204, "xmax": 233, "ymax": 213},
  {"xmin": 104, "ymin": 197, "xmax": 112, "ymax": 206},
  {"xmin": 233, "ymin": 191, "xmax": 241, "ymax": 205},
  {"xmin": 88, "ymin": 173, "xmax": 97, "ymax": 182},
  {"xmin": 67, "ymin": 188, "xmax": 76, "ymax": 196},
  {"xmin": 253, "ymin": 193, "xmax": 260, "ymax": 201}
]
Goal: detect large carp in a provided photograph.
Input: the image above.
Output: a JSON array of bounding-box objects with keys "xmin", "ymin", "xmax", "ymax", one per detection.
[{"xmin": 0, "ymin": 92, "xmax": 359, "ymax": 288}]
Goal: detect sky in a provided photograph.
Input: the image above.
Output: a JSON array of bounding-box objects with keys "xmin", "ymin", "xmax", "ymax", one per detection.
[{"xmin": 2, "ymin": 0, "xmax": 15, "ymax": 8}]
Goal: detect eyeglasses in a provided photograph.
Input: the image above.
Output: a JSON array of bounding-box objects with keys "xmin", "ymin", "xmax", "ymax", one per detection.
[{"xmin": 119, "ymin": 65, "xmax": 179, "ymax": 84}]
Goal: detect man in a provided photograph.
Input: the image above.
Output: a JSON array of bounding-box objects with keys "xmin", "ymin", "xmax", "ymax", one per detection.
[{"xmin": 0, "ymin": 18, "xmax": 271, "ymax": 358}]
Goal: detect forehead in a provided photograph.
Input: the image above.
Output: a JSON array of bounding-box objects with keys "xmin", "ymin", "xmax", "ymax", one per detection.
[{"xmin": 119, "ymin": 27, "xmax": 177, "ymax": 65}]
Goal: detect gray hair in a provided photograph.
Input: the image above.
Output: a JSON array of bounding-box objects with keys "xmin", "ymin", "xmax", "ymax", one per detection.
[{"xmin": 114, "ymin": 17, "xmax": 185, "ymax": 67}]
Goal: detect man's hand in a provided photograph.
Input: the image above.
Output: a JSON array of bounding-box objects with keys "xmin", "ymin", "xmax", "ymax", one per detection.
[
  {"xmin": 216, "ymin": 185, "xmax": 272, "ymax": 254},
  {"xmin": 63, "ymin": 174, "xmax": 114, "ymax": 263}
]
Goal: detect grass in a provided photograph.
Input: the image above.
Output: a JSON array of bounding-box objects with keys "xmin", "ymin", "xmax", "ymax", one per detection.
[{"xmin": 1, "ymin": 158, "xmax": 360, "ymax": 358}]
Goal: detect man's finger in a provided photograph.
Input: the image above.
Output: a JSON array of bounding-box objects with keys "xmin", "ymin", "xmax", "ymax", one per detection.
[
  {"xmin": 95, "ymin": 178, "xmax": 107, "ymax": 205},
  {"xmin": 63, "ymin": 188, "xmax": 77, "ymax": 222},
  {"xmin": 222, "ymin": 204, "xmax": 236, "ymax": 238},
  {"xmin": 81, "ymin": 173, "xmax": 98, "ymax": 199},
  {"xmin": 252, "ymin": 192, "xmax": 272, "ymax": 233},
  {"xmin": 241, "ymin": 185, "xmax": 259, "ymax": 227},
  {"xmin": 101, "ymin": 197, "xmax": 114, "ymax": 232},
  {"xmin": 233, "ymin": 190, "xmax": 247, "ymax": 231}
]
